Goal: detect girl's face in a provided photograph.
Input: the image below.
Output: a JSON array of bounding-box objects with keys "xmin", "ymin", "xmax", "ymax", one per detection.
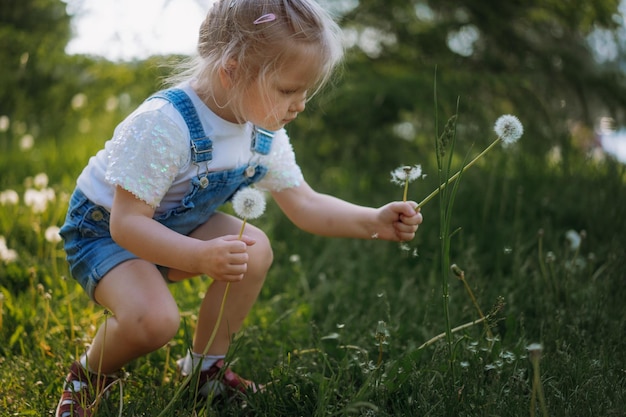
[{"xmin": 240, "ymin": 50, "xmax": 321, "ymax": 131}]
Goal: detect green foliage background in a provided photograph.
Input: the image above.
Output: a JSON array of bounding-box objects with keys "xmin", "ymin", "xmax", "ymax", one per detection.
[{"xmin": 1, "ymin": 0, "xmax": 625, "ymax": 415}]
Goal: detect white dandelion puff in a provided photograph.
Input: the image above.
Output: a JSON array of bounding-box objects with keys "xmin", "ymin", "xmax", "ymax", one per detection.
[
  {"xmin": 391, "ymin": 164, "xmax": 422, "ymax": 202},
  {"xmin": 45, "ymin": 226, "xmax": 62, "ymax": 244},
  {"xmin": 565, "ymin": 229, "xmax": 581, "ymax": 251},
  {"xmin": 19, "ymin": 134, "xmax": 34, "ymax": 151},
  {"xmin": 526, "ymin": 343, "xmax": 543, "ymax": 354},
  {"xmin": 390, "ymin": 164, "xmax": 422, "ymax": 186},
  {"xmin": 33, "ymin": 172, "xmax": 49, "ymax": 189},
  {"xmin": 0, "ymin": 236, "xmax": 18, "ymax": 263},
  {"xmin": 0, "ymin": 190, "xmax": 19, "ymax": 205},
  {"xmin": 494, "ymin": 114, "xmax": 524, "ymax": 145},
  {"xmin": 232, "ymin": 187, "xmax": 266, "ymax": 220},
  {"xmin": 24, "ymin": 188, "xmax": 55, "ymax": 213}
]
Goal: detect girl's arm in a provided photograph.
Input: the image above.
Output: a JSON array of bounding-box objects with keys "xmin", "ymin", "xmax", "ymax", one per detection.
[
  {"xmin": 109, "ymin": 186, "xmax": 253, "ymax": 282},
  {"xmin": 271, "ymin": 181, "xmax": 422, "ymax": 242}
]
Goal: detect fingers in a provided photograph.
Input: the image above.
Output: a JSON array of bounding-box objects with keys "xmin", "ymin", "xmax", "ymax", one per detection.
[
  {"xmin": 221, "ymin": 243, "xmax": 249, "ymax": 281},
  {"xmin": 202, "ymin": 237, "xmax": 256, "ymax": 282},
  {"xmin": 222, "ymin": 234, "xmax": 257, "ymax": 246},
  {"xmin": 393, "ymin": 201, "xmax": 423, "ymax": 241},
  {"xmin": 395, "ymin": 222, "xmax": 418, "ymax": 241}
]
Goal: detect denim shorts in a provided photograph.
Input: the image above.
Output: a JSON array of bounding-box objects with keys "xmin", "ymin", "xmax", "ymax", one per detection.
[{"xmin": 59, "ymin": 188, "xmax": 140, "ymax": 300}]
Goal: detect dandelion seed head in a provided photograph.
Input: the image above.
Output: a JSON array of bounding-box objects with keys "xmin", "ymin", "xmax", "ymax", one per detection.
[
  {"xmin": 526, "ymin": 343, "xmax": 542, "ymax": 352},
  {"xmin": 494, "ymin": 114, "xmax": 523, "ymax": 145},
  {"xmin": 24, "ymin": 188, "xmax": 54, "ymax": 213},
  {"xmin": 0, "ymin": 190, "xmax": 19, "ymax": 205},
  {"xmin": 232, "ymin": 187, "xmax": 266, "ymax": 220},
  {"xmin": 526, "ymin": 343, "xmax": 543, "ymax": 359},
  {"xmin": 565, "ymin": 229, "xmax": 581, "ymax": 251},
  {"xmin": 33, "ymin": 173, "xmax": 49, "ymax": 189},
  {"xmin": 390, "ymin": 164, "xmax": 422, "ymax": 186},
  {"xmin": 0, "ymin": 236, "xmax": 18, "ymax": 263},
  {"xmin": 0, "ymin": 115, "xmax": 10, "ymax": 132},
  {"xmin": 20, "ymin": 134, "xmax": 34, "ymax": 151},
  {"xmin": 45, "ymin": 226, "xmax": 62, "ymax": 243}
]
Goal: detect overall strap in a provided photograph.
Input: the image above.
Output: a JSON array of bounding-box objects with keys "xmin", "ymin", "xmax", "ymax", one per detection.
[
  {"xmin": 251, "ymin": 126, "xmax": 274, "ymax": 155},
  {"xmin": 148, "ymin": 88, "xmax": 213, "ymax": 164}
]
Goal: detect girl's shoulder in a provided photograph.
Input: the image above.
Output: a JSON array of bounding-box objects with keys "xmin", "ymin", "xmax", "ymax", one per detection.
[
  {"xmin": 121, "ymin": 95, "xmax": 190, "ymax": 136},
  {"xmin": 110, "ymin": 100, "xmax": 191, "ymax": 168}
]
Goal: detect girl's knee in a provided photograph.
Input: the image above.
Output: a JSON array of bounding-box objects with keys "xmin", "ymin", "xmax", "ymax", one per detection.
[
  {"xmin": 120, "ymin": 303, "xmax": 180, "ymax": 349},
  {"xmin": 248, "ymin": 228, "xmax": 273, "ymax": 274}
]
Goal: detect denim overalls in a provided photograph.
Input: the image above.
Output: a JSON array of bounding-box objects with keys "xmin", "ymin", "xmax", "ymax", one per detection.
[{"xmin": 60, "ymin": 88, "xmax": 273, "ymax": 300}]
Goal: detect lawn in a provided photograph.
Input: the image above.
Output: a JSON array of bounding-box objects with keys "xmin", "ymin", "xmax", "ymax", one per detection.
[{"xmin": 1, "ymin": 115, "xmax": 625, "ymax": 416}]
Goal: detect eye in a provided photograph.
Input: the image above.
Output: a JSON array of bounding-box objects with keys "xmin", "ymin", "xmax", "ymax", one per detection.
[{"xmin": 280, "ymin": 89, "xmax": 298, "ymax": 95}]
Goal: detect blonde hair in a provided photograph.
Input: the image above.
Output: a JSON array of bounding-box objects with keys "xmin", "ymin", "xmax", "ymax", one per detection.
[{"xmin": 167, "ymin": 0, "xmax": 344, "ymax": 120}]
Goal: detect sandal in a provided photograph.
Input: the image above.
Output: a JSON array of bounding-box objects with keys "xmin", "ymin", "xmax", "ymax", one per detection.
[
  {"xmin": 179, "ymin": 358, "xmax": 261, "ymax": 398},
  {"xmin": 55, "ymin": 361, "xmax": 121, "ymax": 417}
]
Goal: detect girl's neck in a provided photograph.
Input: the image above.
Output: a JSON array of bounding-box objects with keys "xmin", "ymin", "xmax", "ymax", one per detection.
[{"xmin": 192, "ymin": 81, "xmax": 239, "ymax": 124}]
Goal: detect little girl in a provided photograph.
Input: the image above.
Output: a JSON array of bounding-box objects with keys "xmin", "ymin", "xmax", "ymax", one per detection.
[{"xmin": 56, "ymin": 0, "xmax": 422, "ymax": 415}]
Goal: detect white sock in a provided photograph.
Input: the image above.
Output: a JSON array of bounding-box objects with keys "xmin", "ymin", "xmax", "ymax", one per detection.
[
  {"xmin": 179, "ymin": 351, "xmax": 224, "ymax": 375},
  {"xmin": 78, "ymin": 353, "xmax": 118, "ymax": 378}
]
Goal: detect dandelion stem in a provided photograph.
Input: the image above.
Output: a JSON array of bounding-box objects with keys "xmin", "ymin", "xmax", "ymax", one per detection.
[
  {"xmin": 0, "ymin": 292, "xmax": 4, "ymax": 332},
  {"xmin": 92, "ymin": 311, "xmax": 110, "ymax": 413},
  {"xmin": 403, "ymin": 179, "xmax": 409, "ymax": 202},
  {"xmin": 158, "ymin": 215, "xmax": 251, "ymax": 417},
  {"xmin": 530, "ymin": 353, "xmax": 549, "ymax": 417},
  {"xmin": 457, "ymin": 272, "xmax": 493, "ymax": 340},
  {"xmin": 205, "ymin": 217, "xmax": 246, "ymax": 353},
  {"xmin": 417, "ymin": 316, "xmax": 488, "ymax": 350},
  {"xmin": 238, "ymin": 219, "xmax": 247, "ymax": 240},
  {"xmin": 204, "ymin": 283, "xmax": 231, "ymax": 354},
  {"xmin": 417, "ymin": 136, "xmax": 502, "ymax": 209}
]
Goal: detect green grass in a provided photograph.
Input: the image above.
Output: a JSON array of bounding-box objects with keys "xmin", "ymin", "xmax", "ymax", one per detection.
[{"xmin": 1, "ymin": 123, "xmax": 625, "ymax": 416}]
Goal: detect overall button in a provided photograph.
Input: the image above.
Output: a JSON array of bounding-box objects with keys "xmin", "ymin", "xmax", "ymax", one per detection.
[
  {"xmin": 245, "ymin": 165, "xmax": 256, "ymax": 178},
  {"xmin": 91, "ymin": 210, "xmax": 104, "ymax": 221},
  {"xmin": 199, "ymin": 177, "xmax": 209, "ymax": 188}
]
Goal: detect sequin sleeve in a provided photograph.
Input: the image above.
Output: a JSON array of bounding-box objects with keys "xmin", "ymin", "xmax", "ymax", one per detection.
[
  {"xmin": 256, "ymin": 129, "xmax": 304, "ymax": 192},
  {"xmin": 105, "ymin": 110, "xmax": 189, "ymax": 208}
]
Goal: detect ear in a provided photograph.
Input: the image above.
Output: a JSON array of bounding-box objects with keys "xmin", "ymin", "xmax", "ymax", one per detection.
[{"xmin": 218, "ymin": 59, "xmax": 238, "ymax": 89}]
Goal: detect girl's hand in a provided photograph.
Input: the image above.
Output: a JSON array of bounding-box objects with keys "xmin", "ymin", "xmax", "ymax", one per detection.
[
  {"xmin": 196, "ymin": 235, "xmax": 256, "ymax": 282},
  {"xmin": 377, "ymin": 201, "xmax": 423, "ymax": 242}
]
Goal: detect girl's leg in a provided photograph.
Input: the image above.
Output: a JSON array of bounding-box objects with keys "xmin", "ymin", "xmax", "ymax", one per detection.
[
  {"xmin": 168, "ymin": 212, "xmax": 273, "ymax": 355},
  {"xmin": 86, "ymin": 259, "xmax": 180, "ymax": 374}
]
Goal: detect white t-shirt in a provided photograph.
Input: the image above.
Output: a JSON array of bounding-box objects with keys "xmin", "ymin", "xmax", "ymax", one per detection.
[{"xmin": 76, "ymin": 83, "xmax": 303, "ymax": 214}]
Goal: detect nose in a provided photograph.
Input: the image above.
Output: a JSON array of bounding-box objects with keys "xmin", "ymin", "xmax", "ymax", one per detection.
[{"xmin": 291, "ymin": 95, "xmax": 306, "ymax": 114}]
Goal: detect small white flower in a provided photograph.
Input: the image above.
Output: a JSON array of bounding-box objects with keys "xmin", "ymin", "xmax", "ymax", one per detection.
[
  {"xmin": 0, "ymin": 190, "xmax": 19, "ymax": 205},
  {"xmin": 33, "ymin": 172, "xmax": 49, "ymax": 189},
  {"xmin": 526, "ymin": 343, "xmax": 543, "ymax": 353},
  {"xmin": 526, "ymin": 342, "xmax": 543, "ymax": 359},
  {"xmin": 0, "ymin": 236, "xmax": 18, "ymax": 263},
  {"xmin": 565, "ymin": 229, "xmax": 581, "ymax": 251},
  {"xmin": 390, "ymin": 164, "xmax": 422, "ymax": 186},
  {"xmin": 24, "ymin": 188, "xmax": 54, "ymax": 213},
  {"xmin": 19, "ymin": 134, "xmax": 34, "ymax": 151},
  {"xmin": 0, "ymin": 115, "xmax": 10, "ymax": 132},
  {"xmin": 45, "ymin": 226, "xmax": 62, "ymax": 243},
  {"xmin": 232, "ymin": 187, "xmax": 266, "ymax": 220},
  {"xmin": 494, "ymin": 115, "xmax": 523, "ymax": 145}
]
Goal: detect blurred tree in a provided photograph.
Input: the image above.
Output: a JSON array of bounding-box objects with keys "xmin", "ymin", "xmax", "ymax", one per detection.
[
  {"xmin": 0, "ymin": 0, "xmax": 73, "ymax": 141},
  {"xmin": 0, "ymin": 0, "xmax": 166, "ymax": 156},
  {"xmin": 294, "ymin": 0, "xmax": 626, "ymax": 195}
]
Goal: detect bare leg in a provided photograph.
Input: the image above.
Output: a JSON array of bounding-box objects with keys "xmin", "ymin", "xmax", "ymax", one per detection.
[
  {"xmin": 168, "ymin": 212, "xmax": 273, "ymax": 355},
  {"xmin": 86, "ymin": 259, "xmax": 180, "ymax": 374}
]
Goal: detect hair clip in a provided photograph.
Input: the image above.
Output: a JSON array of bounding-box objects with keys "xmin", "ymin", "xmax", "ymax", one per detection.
[{"xmin": 253, "ymin": 13, "xmax": 276, "ymax": 25}]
